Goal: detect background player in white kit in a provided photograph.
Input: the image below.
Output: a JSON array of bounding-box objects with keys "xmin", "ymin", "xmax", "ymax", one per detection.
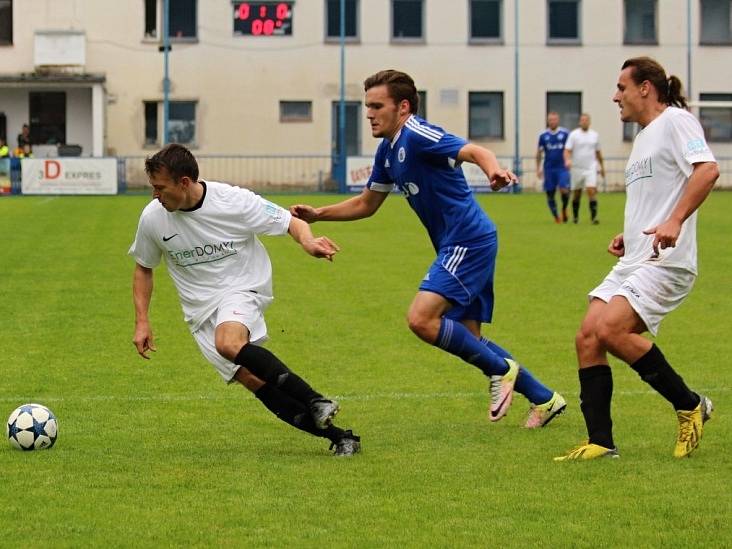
[
  {"xmin": 556, "ymin": 57, "xmax": 719, "ymax": 461},
  {"xmin": 564, "ymin": 113, "xmax": 605, "ymax": 224},
  {"xmin": 129, "ymin": 144, "xmax": 361, "ymax": 456}
]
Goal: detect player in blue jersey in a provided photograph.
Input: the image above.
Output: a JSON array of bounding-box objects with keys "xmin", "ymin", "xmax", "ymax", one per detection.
[
  {"xmin": 536, "ymin": 112, "xmax": 571, "ymax": 223},
  {"xmin": 291, "ymin": 70, "xmax": 566, "ymax": 428}
]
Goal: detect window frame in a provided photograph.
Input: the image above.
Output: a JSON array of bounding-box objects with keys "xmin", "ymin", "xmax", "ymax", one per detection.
[
  {"xmin": 391, "ymin": 0, "xmax": 425, "ymax": 44},
  {"xmin": 623, "ymin": 0, "xmax": 658, "ymax": 45},
  {"xmin": 699, "ymin": 92, "xmax": 732, "ymax": 142},
  {"xmin": 622, "ymin": 121, "xmax": 640, "ymax": 142},
  {"xmin": 325, "ymin": 0, "xmax": 359, "ymax": 43},
  {"xmin": 545, "ymin": 91, "xmax": 582, "ymax": 130},
  {"xmin": 0, "ymin": 0, "xmax": 12, "ymax": 45},
  {"xmin": 468, "ymin": 91, "xmax": 505, "ymax": 140},
  {"xmin": 699, "ymin": 0, "xmax": 732, "ymax": 45},
  {"xmin": 546, "ymin": 0, "xmax": 582, "ymax": 45},
  {"xmin": 143, "ymin": 99, "xmax": 198, "ymax": 147},
  {"xmin": 142, "ymin": 0, "xmax": 198, "ymax": 43},
  {"xmin": 417, "ymin": 90, "xmax": 427, "ymax": 120},
  {"xmin": 469, "ymin": 0, "xmax": 503, "ymax": 44},
  {"xmin": 280, "ymin": 101, "xmax": 313, "ymax": 123}
]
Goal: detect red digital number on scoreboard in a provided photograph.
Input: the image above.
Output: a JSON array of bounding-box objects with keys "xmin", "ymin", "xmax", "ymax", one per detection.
[{"xmin": 234, "ymin": 2, "xmax": 292, "ymax": 36}]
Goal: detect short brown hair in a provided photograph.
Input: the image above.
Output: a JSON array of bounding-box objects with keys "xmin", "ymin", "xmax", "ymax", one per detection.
[
  {"xmin": 364, "ymin": 70, "xmax": 419, "ymax": 114},
  {"xmin": 621, "ymin": 57, "xmax": 688, "ymax": 109},
  {"xmin": 144, "ymin": 143, "xmax": 199, "ymax": 182}
]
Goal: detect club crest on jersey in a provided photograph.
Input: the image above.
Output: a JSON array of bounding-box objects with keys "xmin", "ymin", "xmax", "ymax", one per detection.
[
  {"xmin": 398, "ymin": 147, "xmax": 406, "ymax": 163},
  {"xmin": 401, "ymin": 182, "xmax": 419, "ymax": 197}
]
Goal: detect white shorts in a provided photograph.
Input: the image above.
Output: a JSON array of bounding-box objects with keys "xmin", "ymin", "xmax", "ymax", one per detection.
[
  {"xmin": 191, "ymin": 291, "xmax": 273, "ymax": 382},
  {"xmin": 570, "ymin": 168, "xmax": 597, "ymax": 190},
  {"xmin": 589, "ymin": 263, "xmax": 695, "ymax": 336}
]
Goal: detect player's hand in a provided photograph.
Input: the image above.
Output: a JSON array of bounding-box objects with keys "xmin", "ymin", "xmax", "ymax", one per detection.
[
  {"xmin": 608, "ymin": 233, "xmax": 625, "ymax": 257},
  {"xmin": 536, "ymin": 168, "xmax": 543, "ymax": 180},
  {"xmin": 489, "ymin": 168, "xmax": 519, "ymax": 192},
  {"xmin": 133, "ymin": 322, "xmax": 156, "ymax": 359},
  {"xmin": 643, "ymin": 219, "xmax": 682, "ymax": 257},
  {"xmin": 302, "ymin": 236, "xmax": 340, "ymax": 261},
  {"xmin": 289, "ymin": 204, "xmax": 318, "ymax": 223}
]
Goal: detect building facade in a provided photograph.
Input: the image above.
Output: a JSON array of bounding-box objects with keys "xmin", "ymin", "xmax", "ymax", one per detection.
[{"xmin": 0, "ymin": 0, "xmax": 730, "ymax": 188}]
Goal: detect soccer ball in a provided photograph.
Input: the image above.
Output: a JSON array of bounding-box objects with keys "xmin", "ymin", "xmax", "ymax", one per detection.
[{"xmin": 6, "ymin": 403, "xmax": 58, "ymax": 451}]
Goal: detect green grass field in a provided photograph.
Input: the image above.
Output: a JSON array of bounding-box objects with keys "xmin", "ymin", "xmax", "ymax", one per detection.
[{"xmin": 1, "ymin": 192, "xmax": 730, "ymax": 547}]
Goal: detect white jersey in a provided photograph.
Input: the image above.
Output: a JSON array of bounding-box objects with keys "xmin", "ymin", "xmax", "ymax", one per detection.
[
  {"xmin": 621, "ymin": 107, "xmax": 715, "ymax": 274},
  {"xmin": 129, "ymin": 180, "xmax": 292, "ymax": 331},
  {"xmin": 566, "ymin": 128, "xmax": 601, "ymax": 170}
]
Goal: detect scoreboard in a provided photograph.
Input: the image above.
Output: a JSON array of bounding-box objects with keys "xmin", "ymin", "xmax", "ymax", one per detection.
[{"xmin": 233, "ymin": 2, "xmax": 294, "ymax": 36}]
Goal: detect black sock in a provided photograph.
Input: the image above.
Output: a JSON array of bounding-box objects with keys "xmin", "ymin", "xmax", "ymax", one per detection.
[
  {"xmin": 589, "ymin": 199, "xmax": 598, "ymax": 221},
  {"xmin": 572, "ymin": 199, "xmax": 580, "ymax": 220},
  {"xmin": 235, "ymin": 344, "xmax": 322, "ymax": 405},
  {"xmin": 560, "ymin": 193, "xmax": 570, "ymax": 211},
  {"xmin": 546, "ymin": 192, "xmax": 558, "ymax": 218},
  {"xmin": 630, "ymin": 344, "xmax": 700, "ymax": 411},
  {"xmin": 254, "ymin": 383, "xmax": 346, "ymax": 442},
  {"xmin": 579, "ymin": 365, "xmax": 614, "ymax": 449}
]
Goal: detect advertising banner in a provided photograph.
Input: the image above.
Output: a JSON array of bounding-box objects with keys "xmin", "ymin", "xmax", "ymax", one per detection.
[{"xmin": 21, "ymin": 158, "xmax": 117, "ymax": 195}]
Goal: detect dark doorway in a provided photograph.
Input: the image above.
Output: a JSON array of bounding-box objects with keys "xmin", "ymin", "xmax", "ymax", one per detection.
[{"xmin": 29, "ymin": 91, "xmax": 66, "ymax": 144}]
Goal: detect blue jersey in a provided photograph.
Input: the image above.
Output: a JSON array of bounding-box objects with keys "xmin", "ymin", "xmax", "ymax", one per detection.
[
  {"xmin": 538, "ymin": 128, "xmax": 569, "ymax": 170},
  {"xmin": 366, "ymin": 115, "xmax": 496, "ymax": 250}
]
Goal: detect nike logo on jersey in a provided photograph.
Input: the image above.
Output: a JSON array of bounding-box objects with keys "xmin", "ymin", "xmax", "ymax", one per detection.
[{"xmin": 162, "ymin": 233, "xmax": 179, "ymax": 242}]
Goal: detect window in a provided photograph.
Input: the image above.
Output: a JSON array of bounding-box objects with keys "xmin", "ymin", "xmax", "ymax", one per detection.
[
  {"xmin": 547, "ymin": 0, "xmax": 581, "ymax": 44},
  {"xmin": 624, "ymin": 0, "xmax": 657, "ymax": 44},
  {"xmin": 0, "ymin": 0, "xmax": 12, "ymax": 45},
  {"xmin": 470, "ymin": 0, "xmax": 502, "ymax": 42},
  {"xmin": 144, "ymin": 102, "xmax": 157, "ymax": 145},
  {"xmin": 417, "ymin": 90, "xmax": 427, "ymax": 120},
  {"xmin": 699, "ymin": 93, "xmax": 732, "ymax": 142},
  {"xmin": 280, "ymin": 101, "xmax": 313, "ymax": 122},
  {"xmin": 392, "ymin": 0, "xmax": 423, "ymax": 41},
  {"xmin": 700, "ymin": 0, "xmax": 732, "ymax": 44},
  {"xmin": 546, "ymin": 92, "xmax": 581, "ymax": 129},
  {"xmin": 144, "ymin": 100, "xmax": 197, "ymax": 145},
  {"xmin": 326, "ymin": 0, "xmax": 358, "ymax": 41},
  {"xmin": 143, "ymin": 0, "xmax": 197, "ymax": 40},
  {"xmin": 623, "ymin": 122, "xmax": 640, "ymax": 142},
  {"xmin": 30, "ymin": 92, "xmax": 66, "ymax": 145},
  {"xmin": 145, "ymin": 0, "xmax": 157, "ymax": 38},
  {"xmin": 469, "ymin": 92, "xmax": 504, "ymax": 139}
]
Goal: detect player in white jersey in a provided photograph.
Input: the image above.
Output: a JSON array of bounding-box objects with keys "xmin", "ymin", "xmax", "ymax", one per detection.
[
  {"xmin": 556, "ymin": 57, "xmax": 719, "ymax": 462},
  {"xmin": 563, "ymin": 114, "xmax": 605, "ymax": 224},
  {"xmin": 129, "ymin": 144, "xmax": 360, "ymax": 456}
]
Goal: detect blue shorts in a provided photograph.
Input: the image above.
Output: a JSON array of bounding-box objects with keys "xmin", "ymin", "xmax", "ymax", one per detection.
[
  {"xmin": 419, "ymin": 234, "xmax": 497, "ymax": 323},
  {"xmin": 543, "ymin": 168, "xmax": 570, "ymax": 193}
]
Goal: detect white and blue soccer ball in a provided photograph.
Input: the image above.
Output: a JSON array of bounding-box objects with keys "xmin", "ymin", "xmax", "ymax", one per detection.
[{"xmin": 6, "ymin": 403, "xmax": 58, "ymax": 451}]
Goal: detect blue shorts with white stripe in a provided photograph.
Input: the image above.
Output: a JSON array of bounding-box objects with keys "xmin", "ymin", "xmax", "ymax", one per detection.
[{"xmin": 418, "ymin": 232, "xmax": 497, "ymax": 323}]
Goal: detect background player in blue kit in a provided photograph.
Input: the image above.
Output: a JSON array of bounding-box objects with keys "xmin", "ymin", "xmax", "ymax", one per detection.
[
  {"xmin": 536, "ymin": 112, "xmax": 571, "ymax": 223},
  {"xmin": 291, "ymin": 70, "xmax": 566, "ymax": 428}
]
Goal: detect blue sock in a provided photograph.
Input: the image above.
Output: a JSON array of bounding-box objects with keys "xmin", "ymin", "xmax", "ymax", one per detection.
[
  {"xmin": 435, "ymin": 319, "xmax": 509, "ymax": 376},
  {"xmin": 546, "ymin": 192, "xmax": 558, "ymax": 218},
  {"xmin": 480, "ymin": 337, "xmax": 513, "ymax": 359},
  {"xmin": 480, "ymin": 337, "xmax": 553, "ymax": 405}
]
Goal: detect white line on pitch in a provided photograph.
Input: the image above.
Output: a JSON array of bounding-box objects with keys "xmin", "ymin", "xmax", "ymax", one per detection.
[{"xmin": 0, "ymin": 387, "xmax": 728, "ymax": 405}]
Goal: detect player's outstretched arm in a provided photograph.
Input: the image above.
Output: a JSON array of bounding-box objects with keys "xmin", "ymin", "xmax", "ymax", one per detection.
[
  {"xmin": 132, "ymin": 263, "xmax": 156, "ymax": 359},
  {"xmin": 288, "ymin": 216, "xmax": 340, "ymax": 261},
  {"xmin": 458, "ymin": 143, "xmax": 518, "ymax": 191},
  {"xmin": 642, "ymin": 161, "xmax": 719, "ymax": 255},
  {"xmin": 290, "ymin": 188, "xmax": 387, "ymax": 223}
]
